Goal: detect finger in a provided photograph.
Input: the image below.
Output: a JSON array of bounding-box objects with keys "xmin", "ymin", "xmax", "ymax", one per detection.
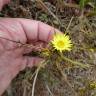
[
  {"xmin": 16, "ymin": 19, "xmax": 61, "ymax": 43},
  {"xmin": 24, "ymin": 56, "xmax": 43, "ymax": 68},
  {"xmin": 0, "ymin": 0, "xmax": 10, "ymax": 11}
]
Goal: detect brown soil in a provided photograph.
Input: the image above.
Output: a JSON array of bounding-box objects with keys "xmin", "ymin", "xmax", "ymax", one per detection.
[{"xmin": 1, "ymin": 0, "xmax": 96, "ymax": 96}]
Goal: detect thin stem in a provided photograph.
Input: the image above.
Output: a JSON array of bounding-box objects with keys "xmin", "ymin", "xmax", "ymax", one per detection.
[
  {"xmin": 65, "ymin": 16, "xmax": 74, "ymax": 32},
  {"xmin": 0, "ymin": 36, "xmax": 41, "ymax": 49},
  {"xmin": 31, "ymin": 66, "xmax": 40, "ymax": 96},
  {"xmin": 56, "ymin": 62, "xmax": 78, "ymax": 96},
  {"xmin": 31, "ymin": 60, "xmax": 46, "ymax": 96},
  {"xmin": 60, "ymin": 54, "xmax": 91, "ymax": 68},
  {"xmin": 35, "ymin": 0, "xmax": 61, "ymax": 24},
  {"xmin": 46, "ymin": 84, "xmax": 54, "ymax": 96},
  {"xmin": 0, "ymin": 36, "xmax": 23, "ymax": 44}
]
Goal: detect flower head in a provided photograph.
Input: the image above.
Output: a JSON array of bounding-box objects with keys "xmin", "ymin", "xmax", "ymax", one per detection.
[{"xmin": 51, "ymin": 33, "xmax": 73, "ymax": 52}]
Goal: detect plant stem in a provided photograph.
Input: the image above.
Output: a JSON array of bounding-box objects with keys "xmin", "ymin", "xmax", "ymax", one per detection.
[
  {"xmin": 31, "ymin": 67, "xmax": 40, "ymax": 96},
  {"xmin": 60, "ymin": 54, "xmax": 90, "ymax": 68},
  {"xmin": 31, "ymin": 60, "xmax": 46, "ymax": 96}
]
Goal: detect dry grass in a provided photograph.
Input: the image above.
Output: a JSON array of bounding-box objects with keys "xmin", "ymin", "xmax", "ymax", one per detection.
[{"xmin": 1, "ymin": 0, "xmax": 96, "ymax": 96}]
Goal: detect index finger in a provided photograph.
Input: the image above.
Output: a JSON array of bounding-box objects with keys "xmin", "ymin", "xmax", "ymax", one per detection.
[{"xmin": 17, "ymin": 19, "xmax": 61, "ymax": 43}]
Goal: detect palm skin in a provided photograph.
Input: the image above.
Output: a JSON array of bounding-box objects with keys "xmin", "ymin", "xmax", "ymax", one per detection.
[{"xmin": 0, "ymin": 18, "xmax": 56, "ymax": 95}]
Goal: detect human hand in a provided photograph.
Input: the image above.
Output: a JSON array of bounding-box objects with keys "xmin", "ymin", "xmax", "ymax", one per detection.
[
  {"xmin": 0, "ymin": 0, "xmax": 60, "ymax": 95},
  {"xmin": 0, "ymin": 18, "xmax": 58, "ymax": 95}
]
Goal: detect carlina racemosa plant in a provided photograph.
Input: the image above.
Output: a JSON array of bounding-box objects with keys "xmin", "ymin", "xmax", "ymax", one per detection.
[{"xmin": 31, "ymin": 31, "xmax": 91, "ymax": 96}]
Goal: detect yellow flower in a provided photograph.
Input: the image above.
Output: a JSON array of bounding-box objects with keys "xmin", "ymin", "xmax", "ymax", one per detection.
[{"xmin": 51, "ymin": 33, "xmax": 73, "ymax": 52}]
